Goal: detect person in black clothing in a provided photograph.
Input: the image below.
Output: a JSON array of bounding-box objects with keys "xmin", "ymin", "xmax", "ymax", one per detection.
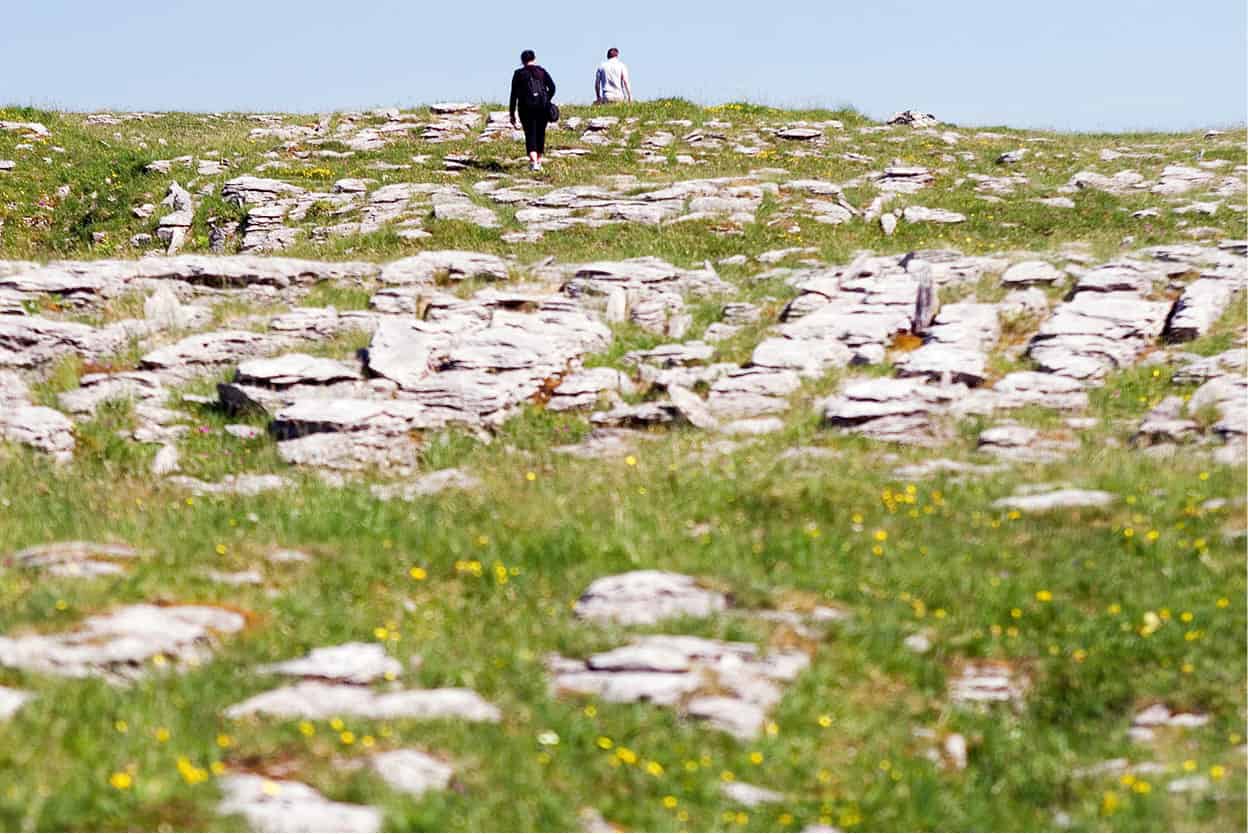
[{"xmin": 509, "ymin": 50, "xmax": 556, "ymax": 171}]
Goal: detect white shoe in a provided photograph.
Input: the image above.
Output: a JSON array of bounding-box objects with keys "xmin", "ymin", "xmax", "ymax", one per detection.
[{"xmin": 534, "ymin": 161, "xmax": 543, "ymax": 172}]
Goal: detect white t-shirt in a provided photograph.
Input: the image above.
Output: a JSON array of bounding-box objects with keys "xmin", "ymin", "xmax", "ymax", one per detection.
[{"xmin": 595, "ymin": 57, "xmax": 631, "ymax": 101}]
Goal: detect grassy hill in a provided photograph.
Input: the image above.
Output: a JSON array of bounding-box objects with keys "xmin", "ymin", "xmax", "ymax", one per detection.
[{"xmin": 0, "ymin": 100, "xmax": 1244, "ymax": 832}]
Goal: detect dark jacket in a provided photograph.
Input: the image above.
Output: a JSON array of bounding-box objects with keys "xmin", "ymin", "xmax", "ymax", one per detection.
[{"xmin": 509, "ymin": 65, "xmax": 556, "ymax": 121}]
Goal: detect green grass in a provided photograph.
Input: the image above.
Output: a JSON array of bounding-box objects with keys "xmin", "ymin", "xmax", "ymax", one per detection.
[
  {"xmin": 0, "ymin": 382, "xmax": 1242, "ymax": 831},
  {"xmin": 0, "ymin": 100, "xmax": 1244, "ymax": 832},
  {"xmin": 3, "ymin": 101, "xmax": 1240, "ymax": 265}
]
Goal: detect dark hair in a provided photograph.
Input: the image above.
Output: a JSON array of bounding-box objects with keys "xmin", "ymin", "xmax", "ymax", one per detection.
[
  {"xmin": 521, "ymin": 50, "xmax": 536, "ymax": 64},
  {"xmin": 607, "ymin": 47, "xmax": 619, "ymax": 59}
]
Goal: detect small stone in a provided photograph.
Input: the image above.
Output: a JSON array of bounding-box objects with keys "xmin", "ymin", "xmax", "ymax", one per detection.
[
  {"xmin": 577, "ymin": 808, "xmax": 618, "ymax": 833},
  {"xmin": 152, "ymin": 444, "xmax": 180, "ymax": 475},
  {"xmin": 268, "ymin": 548, "xmax": 312, "ymax": 564},
  {"xmin": 204, "ymin": 569, "xmax": 264, "ymax": 586},
  {"xmin": 720, "ymin": 781, "xmax": 783, "ymax": 807},
  {"xmin": 949, "ymin": 661, "xmax": 1027, "ymax": 705},
  {"xmin": 944, "ymin": 733, "xmax": 968, "ymax": 770},
  {"xmin": 370, "ymin": 749, "xmax": 453, "ymax": 797},
  {"xmin": 0, "ymin": 686, "xmax": 32, "ymax": 719},
  {"xmin": 258, "ymin": 643, "xmax": 402, "ymax": 684},
  {"xmin": 903, "ymin": 633, "xmax": 932, "ymax": 653}
]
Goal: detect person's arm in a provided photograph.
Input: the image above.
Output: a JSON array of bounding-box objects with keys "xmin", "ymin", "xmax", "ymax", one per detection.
[
  {"xmin": 510, "ymin": 72, "xmax": 522, "ymax": 124},
  {"xmin": 545, "ymin": 70, "xmax": 556, "ymax": 101},
  {"xmin": 622, "ymin": 65, "xmax": 632, "ymax": 102},
  {"xmin": 594, "ymin": 67, "xmax": 604, "ymax": 103}
]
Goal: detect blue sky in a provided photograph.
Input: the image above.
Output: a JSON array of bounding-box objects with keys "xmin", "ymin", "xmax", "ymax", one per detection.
[{"xmin": 1, "ymin": 0, "xmax": 1244, "ymax": 131}]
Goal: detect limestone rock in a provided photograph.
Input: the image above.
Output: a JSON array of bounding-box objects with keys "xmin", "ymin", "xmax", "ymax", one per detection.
[
  {"xmin": 0, "ymin": 686, "xmax": 32, "ymax": 720},
  {"xmin": 257, "ymin": 643, "xmax": 402, "ymax": 684},
  {"xmin": 1, "ymin": 405, "xmax": 75, "ymax": 462},
  {"xmin": 977, "ymin": 423, "xmax": 1076, "ymax": 462},
  {"xmin": 721, "ymin": 781, "xmax": 784, "ymax": 807},
  {"xmin": 0, "ymin": 604, "xmax": 246, "ymax": 681},
  {"xmin": 903, "ymin": 206, "xmax": 966, "ymax": 224},
  {"xmin": 221, "ymin": 176, "xmax": 306, "ymax": 206},
  {"xmin": 547, "ymin": 368, "xmax": 634, "ymax": 412},
  {"xmin": 432, "ymin": 190, "xmax": 501, "ymax": 228},
  {"xmin": 224, "ymin": 681, "xmax": 501, "ymax": 722},
  {"xmin": 370, "ymin": 468, "xmax": 481, "ymax": 501},
  {"xmin": 236, "ymin": 354, "xmax": 363, "ymax": 388},
  {"xmin": 141, "ymin": 331, "xmax": 290, "ymax": 376},
  {"xmin": 896, "ymin": 343, "xmax": 986, "ymax": 386},
  {"xmin": 887, "ymin": 110, "xmax": 939, "ymax": 127},
  {"xmin": 0, "ymin": 317, "xmax": 127, "ymax": 368},
  {"xmin": 574, "ymin": 571, "xmax": 728, "ymax": 625},
  {"xmin": 819, "ymin": 378, "xmax": 960, "ymax": 445},
  {"xmin": 1001, "ymin": 260, "xmax": 1063, "ymax": 287},
  {"xmin": 1068, "ymin": 170, "xmax": 1145, "ymax": 194},
  {"xmin": 151, "ymin": 444, "xmax": 180, "ymax": 475},
  {"xmin": 1165, "ymin": 276, "xmax": 1245, "ymax": 342},
  {"xmin": 950, "ymin": 661, "xmax": 1027, "ymax": 706},
  {"xmin": 165, "ymin": 474, "xmax": 292, "ymax": 496},
  {"xmin": 218, "ymin": 774, "xmax": 382, "ymax": 834},
  {"xmin": 370, "ymin": 749, "xmax": 454, "ymax": 798},
  {"xmin": 550, "ymin": 634, "xmax": 808, "ymax": 739},
  {"xmin": 5, "ymin": 541, "xmax": 140, "ymax": 577},
  {"xmin": 707, "ymin": 368, "xmax": 801, "ymax": 419},
  {"xmin": 58, "ymin": 371, "xmax": 167, "ymax": 415},
  {"xmin": 667, "ymin": 384, "xmax": 720, "ymax": 430},
  {"xmin": 1027, "ymin": 291, "xmax": 1170, "ymax": 381},
  {"xmin": 988, "ymin": 372, "xmax": 1088, "ymax": 411},
  {"xmin": 380, "ymin": 251, "xmax": 509, "ymax": 285},
  {"xmin": 992, "ymin": 489, "xmax": 1115, "ymax": 513}
]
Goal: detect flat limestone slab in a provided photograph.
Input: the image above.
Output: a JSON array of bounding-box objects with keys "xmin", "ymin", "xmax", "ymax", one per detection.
[
  {"xmin": 992, "ymin": 489, "xmax": 1115, "ymax": 513},
  {"xmin": 257, "ymin": 643, "xmax": 402, "ymax": 684},
  {"xmin": 224, "ymin": 681, "xmax": 501, "ymax": 722},
  {"xmin": 0, "ymin": 604, "xmax": 246, "ymax": 681},
  {"xmin": 6, "ymin": 541, "xmax": 139, "ymax": 577},
  {"xmin": 574, "ymin": 571, "xmax": 729, "ymax": 625},
  {"xmin": 218, "ymin": 774, "xmax": 382, "ymax": 833}
]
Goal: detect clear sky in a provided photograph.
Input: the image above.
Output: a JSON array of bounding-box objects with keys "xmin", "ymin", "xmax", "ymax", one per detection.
[{"xmin": 1, "ymin": 0, "xmax": 1244, "ymax": 131}]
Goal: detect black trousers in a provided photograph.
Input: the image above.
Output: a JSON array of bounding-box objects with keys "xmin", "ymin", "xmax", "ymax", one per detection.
[{"xmin": 520, "ymin": 111, "xmax": 548, "ymax": 155}]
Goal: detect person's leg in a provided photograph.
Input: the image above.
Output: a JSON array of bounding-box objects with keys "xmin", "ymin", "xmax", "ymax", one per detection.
[
  {"xmin": 535, "ymin": 117, "xmax": 548, "ymax": 165},
  {"xmin": 521, "ymin": 115, "xmax": 539, "ymax": 167}
]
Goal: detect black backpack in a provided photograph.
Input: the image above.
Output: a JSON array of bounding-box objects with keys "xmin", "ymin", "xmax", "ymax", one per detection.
[{"xmin": 524, "ymin": 66, "xmax": 549, "ymax": 110}]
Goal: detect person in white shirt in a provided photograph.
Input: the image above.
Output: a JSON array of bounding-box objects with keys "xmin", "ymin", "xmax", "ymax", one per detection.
[{"xmin": 594, "ymin": 48, "xmax": 632, "ymax": 104}]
